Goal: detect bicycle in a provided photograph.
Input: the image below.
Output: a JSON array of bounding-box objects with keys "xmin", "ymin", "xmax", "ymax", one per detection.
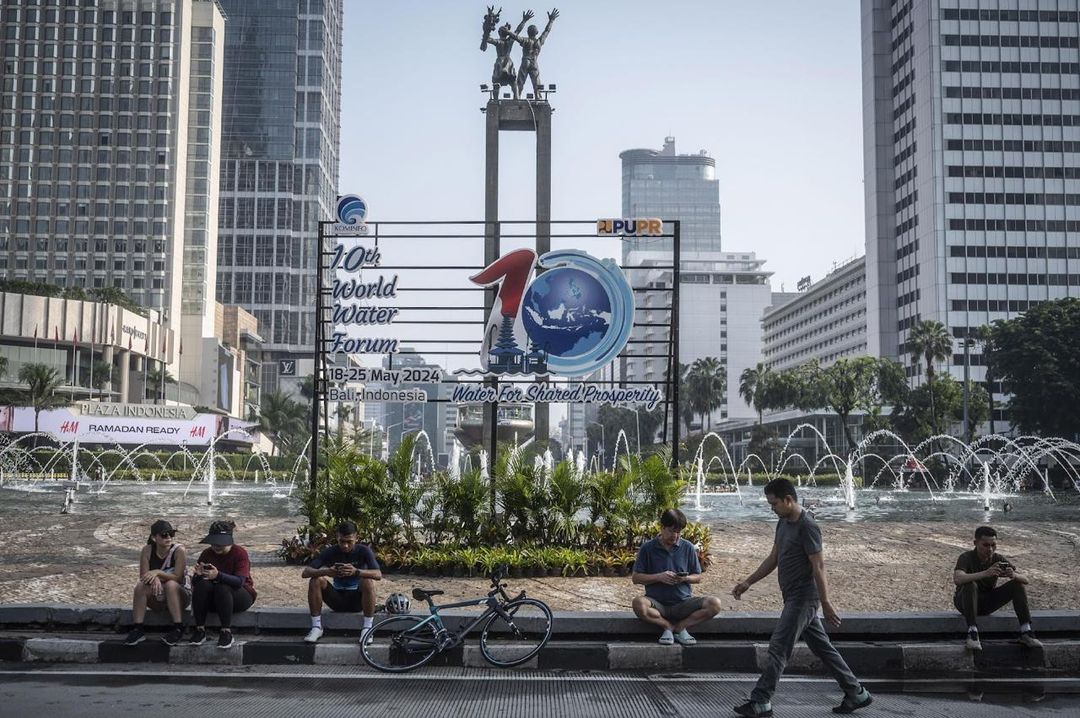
[{"xmin": 360, "ymin": 566, "xmax": 553, "ymax": 672}]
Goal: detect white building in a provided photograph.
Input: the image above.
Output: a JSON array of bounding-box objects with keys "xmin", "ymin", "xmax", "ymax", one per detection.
[
  {"xmin": 862, "ymin": 0, "xmax": 1080, "ymax": 426},
  {"xmin": 762, "ymin": 256, "xmax": 868, "ymax": 372}
]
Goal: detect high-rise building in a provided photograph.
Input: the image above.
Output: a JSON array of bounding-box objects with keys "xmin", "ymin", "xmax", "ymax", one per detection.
[
  {"xmin": 620, "ymin": 136, "xmax": 721, "ymax": 258},
  {"xmin": 0, "ymin": 0, "xmax": 224, "ymax": 347},
  {"xmin": 214, "ymin": 0, "xmax": 342, "ymax": 394},
  {"xmin": 862, "ymin": 0, "xmax": 1080, "ymax": 423},
  {"xmin": 618, "ymin": 138, "xmax": 772, "ymax": 427}
]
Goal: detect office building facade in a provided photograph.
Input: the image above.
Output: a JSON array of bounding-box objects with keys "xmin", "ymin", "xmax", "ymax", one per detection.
[
  {"xmin": 214, "ymin": 0, "xmax": 342, "ymax": 394},
  {"xmin": 0, "ymin": 0, "xmax": 224, "ymax": 346},
  {"xmin": 863, "ymin": 0, "xmax": 1080, "ymax": 422},
  {"xmin": 762, "ymin": 256, "xmax": 868, "ymax": 372}
]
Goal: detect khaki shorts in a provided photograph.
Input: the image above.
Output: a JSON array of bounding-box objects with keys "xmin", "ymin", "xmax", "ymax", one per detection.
[
  {"xmin": 146, "ymin": 585, "xmax": 192, "ymax": 612},
  {"xmin": 646, "ymin": 596, "xmax": 708, "ymax": 623}
]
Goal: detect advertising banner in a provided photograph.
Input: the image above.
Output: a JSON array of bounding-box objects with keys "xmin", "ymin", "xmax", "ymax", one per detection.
[{"xmin": 4, "ymin": 405, "xmax": 255, "ymax": 446}]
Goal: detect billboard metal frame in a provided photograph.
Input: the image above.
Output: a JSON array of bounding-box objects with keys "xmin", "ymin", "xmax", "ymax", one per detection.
[{"xmin": 309, "ymin": 219, "xmax": 680, "ymax": 496}]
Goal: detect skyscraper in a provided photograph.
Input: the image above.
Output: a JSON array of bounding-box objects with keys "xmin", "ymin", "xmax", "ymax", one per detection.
[
  {"xmin": 620, "ymin": 136, "xmax": 721, "ymax": 258},
  {"xmin": 214, "ymin": 0, "xmax": 342, "ymax": 392},
  {"xmin": 0, "ymin": 0, "xmax": 224, "ymax": 340},
  {"xmin": 863, "ymin": 0, "xmax": 1080, "ymax": 420},
  {"xmin": 619, "ymin": 137, "xmax": 772, "ymax": 427}
]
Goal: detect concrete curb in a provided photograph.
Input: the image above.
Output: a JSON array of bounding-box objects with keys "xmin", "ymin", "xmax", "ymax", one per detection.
[
  {"xmin": 2, "ymin": 605, "xmax": 1077, "ymax": 640},
  {"xmin": 2, "ymin": 636, "xmax": 1075, "ymax": 675}
]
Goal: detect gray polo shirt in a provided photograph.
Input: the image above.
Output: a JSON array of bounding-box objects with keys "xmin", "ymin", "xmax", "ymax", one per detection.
[
  {"xmin": 633, "ymin": 536, "xmax": 701, "ymax": 606},
  {"xmin": 775, "ymin": 509, "xmax": 823, "ymax": 603}
]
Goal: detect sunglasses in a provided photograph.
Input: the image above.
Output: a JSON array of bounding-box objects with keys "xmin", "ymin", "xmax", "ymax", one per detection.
[{"xmin": 156, "ymin": 531, "xmax": 176, "ymax": 538}]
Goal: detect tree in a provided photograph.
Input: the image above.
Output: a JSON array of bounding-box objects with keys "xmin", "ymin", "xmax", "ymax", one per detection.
[
  {"xmin": 335, "ymin": 402, "xmax": 352, "ymax": 443},
  {"xmin": 985, "ymin": 297, "xmax": 1080, "ymax": 437},
  {"xmin": 739, "ymin": 362, "xmax": 775, "ymax": 426},
  {"xmin": 18, "ymin": 363, "xmax": 70, "ymax": 440},
  {"xmin": 0, "ymin": 356, "xmax": 7, "ymax": 381},
  {"xmin": 907, "ymin": 320, "xmax": 953, "ymax": 438},
  {"xmin": 145, "ymin": 365, "xmax": 176, "ymax": 400},
  {"xmin": 89, "ymin": 360, "xmax": 113, "ymax": 392},
  {"xmin": 893, "ymin": 375, "xmax": 989, "ymax": 444},
  {"xmin": 586, "ymin": 404, "xmax": 666, "ymax": 456},
  {"xmin": 258, "ymin": 390, "xmax": 309, "ymax": 456},
  {"xmin": 687, "ymin": 356, "xmax": 726, "ymax": 432}
]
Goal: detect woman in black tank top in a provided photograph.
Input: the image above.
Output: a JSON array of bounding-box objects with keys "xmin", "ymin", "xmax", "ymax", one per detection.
[{"xmin": 124, "ymin": 519, "xmax": 191, "ymax": 647}]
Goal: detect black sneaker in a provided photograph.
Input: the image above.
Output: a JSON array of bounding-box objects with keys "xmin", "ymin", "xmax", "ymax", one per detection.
[
  {"xmin": 188, "ymin": 627, "xmax": 206, "ymax": 646},
  {"xmin": 217, "ymin": 629, "xmax": 234, "ymax": 649},
  {"xmin": 161, "ymin": 627, "xmax": 183, "ymax": 646},
  {"xmin": 733, "ymin": 702, "xmax": 772, "ymax": 717},
  {"xmin": 123, "ymin": 626, "xmax": 145, "ymax": 646},
  {"xmin": 833, "ymin": 688, "xmax": 873, "ymax": 714}
]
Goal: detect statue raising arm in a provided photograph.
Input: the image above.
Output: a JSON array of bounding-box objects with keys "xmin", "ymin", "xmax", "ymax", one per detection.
[
  {"xmin": 480, "ymin": 6, "xmax": 501, "ymax": 51},
  {"xmin": 515, "ymin": 9, "xmax": 534, "ymax": 35},
  {"xmin": 538, "ymin": 8, "xmax": 559, "ymax": 47}
]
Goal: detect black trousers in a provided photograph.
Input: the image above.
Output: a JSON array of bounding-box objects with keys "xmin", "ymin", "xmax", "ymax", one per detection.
[
  {"xmin": 954, "ymin": 581, "xmax": 1031, "ymax": 627},
  {"xmin": 191, "ymin": 580, "xmax": 254, "ymax": 628}
]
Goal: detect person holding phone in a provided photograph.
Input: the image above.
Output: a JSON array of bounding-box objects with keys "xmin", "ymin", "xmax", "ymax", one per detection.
[
  {"xmin": 953, "ymin": 525, "xmax": 1041, "ymax": 651},
  {"xmin": 189, "ymin": 520, "xmax": 256, "ymax": 649},
  {"xmin": 631, "ymin": 509, "xmax": 721, "ymax": 647},
  {"xmin": 301, "ymin": 520, "xmax": 382, "ymax": 644}
]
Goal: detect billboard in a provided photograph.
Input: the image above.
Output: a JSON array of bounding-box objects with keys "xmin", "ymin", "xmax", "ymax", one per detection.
[{"xmin": 3, "ymin": 405, "xmax": 255, "ymax": 446}]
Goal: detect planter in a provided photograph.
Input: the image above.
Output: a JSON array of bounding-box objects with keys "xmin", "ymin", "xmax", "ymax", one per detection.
[
  {"xmin": 600, "ymin": 566, "xmax": 616, "ymax": 578},
  {"xmin": 510, "ymin": 566, "xmax": 524, "ymax": 579},
  {"xmin": 451, "ymin": 564, "xmax": 465, "ymax": 578},
  {"xmin": 530, "ymin": 566, "xmax": 546, "ymax": 578},
  {"xmin": 547, "ymin": 567, "xmax": 561, "ymax": 578}
]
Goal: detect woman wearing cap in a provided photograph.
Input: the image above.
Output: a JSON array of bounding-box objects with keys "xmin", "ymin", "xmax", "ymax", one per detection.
[
  {"xmin": 124, "ymin": 519, "xmax": 191, "ymax": 647},
  {"xmin": 190, "ymin": 520, "xmax": 257, "ymax": 649}
]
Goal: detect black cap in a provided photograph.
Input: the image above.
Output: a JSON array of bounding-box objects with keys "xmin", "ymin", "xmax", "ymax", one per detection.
[
  {"xmin": 149, "ymin": 519, "xmax": 175, "ymax": 536},
  {"xmin": 199, "ymin": 521, "xmax": 234, "ymax": 546}
]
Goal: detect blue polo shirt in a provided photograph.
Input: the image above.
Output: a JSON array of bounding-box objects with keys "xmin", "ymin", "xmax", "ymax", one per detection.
[{"xmin": 633, "ymin": 536, "xmax": 701, "ymax": 606}]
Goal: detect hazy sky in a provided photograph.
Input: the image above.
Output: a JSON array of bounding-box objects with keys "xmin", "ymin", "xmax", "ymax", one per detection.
[{"xmin": 339, "ymin": 0, "xmax": 866, "ymax": 291}]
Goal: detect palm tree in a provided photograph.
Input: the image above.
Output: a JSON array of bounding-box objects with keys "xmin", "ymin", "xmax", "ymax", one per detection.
[
  {"xmin": 688, "ymin": 356, "xmax": 726, "ymax": 432},
  {"xmin": 739, "ymin": 362, "xmax": 774, "ymax": 426},
  {"xmin": 335, "ymin": 402, "xmax": 352, "ymax": 443},
  {"xmin": 90, "ymin": 359, "xmax": 112, "ymax": 394},
  {"xmin": 258, "ymin": 390, "xmax": 308, "ymax": 456},
  {"xmin": 18, "ymin": 363, "xmax": 70, "ymax": 441},
  {"xmin": 907, "ymin": 320, "xmax": 953, "ymax": 437},
  {"xmin": 145, "ymin": 365, "xmax": 176, "ymax": 400},
  {"xmin": 0, "ymin": 356, "xmax": 8, "ymax": 381}
]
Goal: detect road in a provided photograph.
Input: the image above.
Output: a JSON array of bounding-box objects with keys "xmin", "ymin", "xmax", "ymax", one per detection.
[{"xmin": 1, "ymin": 665, "xmax": 1076, "ymax": 717}]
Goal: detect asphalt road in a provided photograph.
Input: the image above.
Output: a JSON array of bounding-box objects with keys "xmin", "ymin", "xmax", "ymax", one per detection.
[{"xmin": 1, "ymin": 665, "xmax": 1075, "ymax": 717}]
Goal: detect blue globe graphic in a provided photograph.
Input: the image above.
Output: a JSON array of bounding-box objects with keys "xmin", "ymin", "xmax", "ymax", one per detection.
[{"xmin": 521, "ymin": 268, "xmax": 612, "ymax": 357}]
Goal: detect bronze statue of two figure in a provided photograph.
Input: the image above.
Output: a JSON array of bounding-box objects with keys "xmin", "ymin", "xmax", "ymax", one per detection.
[{"xmin": 480, "ymin": 6, "xmax": 559, "ymax": 100}]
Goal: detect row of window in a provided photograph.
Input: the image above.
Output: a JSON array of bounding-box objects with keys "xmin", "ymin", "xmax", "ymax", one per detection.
[
  {"xmin": 3, "ymin": 9, "xmax": 174, "ymax": 26},
  {"xmin": 896, "ymin": 215, "xmax": 918, "ymax": 238},
  {"xmin": 946, "ymin": 113, "xmax": 1080, "ymax": 127},
  {"xmin": 942, "ymin": 60, "xmax": 1080, "ymax": 74},
  {"xmin": 947, "ymin": 191, "xmax": 1080, "ymax": 205},
  {"xmin": 895, "ymin": 166, "xmax": 917, "ymax": 190},
  {"xmin": 0, "ymin": 219, "xmax": 168, "ymax": 237},
  {"xmin": 898, "ymin": 288, "xmax": 920, "ymax": 307},
  {"xmin": 950, "ymin": 272, "xmax": 1079, "ymax": 286},
  {"xmin": 945, "ymin": 86, "xmax": 1080, "ymax": 100},
  {"xmin": 942, "ymin": 8, "xmax": 1080, "ymax": 21},
  {"xmin": 945, "ymin": 139, "xmax": 1080, "ymax": 152},
  {"xmin": 942, "ymin": 35, "xmax": 1080, "ymax": 48},
  {"xmin": 951, "ymin": 299, "xmax": 1044, "ymax": 312},
  {"xmin": 947, "ymin": 165, "xmax": 1080, "ymax": 179},
  {"xmin": 897, "ymin": 264, "xmax": 920, "ymax": 283},
  {"xmin": 0, "ymin": 237, "xmax": 165, "ymax": 254},
  {"xmin": 948, "ymin": 244, "xmax": 1080, "ymax": 258},
  {"xmin": 894, "ymin": 141, "xmax": 916, "ymax": 167},
  {"xmin": 895, "ymin": 189, "xmax": 917, "ymax": 212},
  {"xmin": 950, "ymin": 218, "xmax": 1080, "ymax": 232},
  {"xmin": 896, "ymin": 239, "xmax": 919, "ymax": 260}
]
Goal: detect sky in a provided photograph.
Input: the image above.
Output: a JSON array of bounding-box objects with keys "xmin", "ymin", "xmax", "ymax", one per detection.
[{"xmin": 338, "ymin": 0, "xmax": 866, "ymax": 293}]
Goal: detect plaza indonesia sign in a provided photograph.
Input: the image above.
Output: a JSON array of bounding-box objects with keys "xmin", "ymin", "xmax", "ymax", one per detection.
[{"xmin": 0, "ymin": 406, "xmax": 250, "ymax": 446}]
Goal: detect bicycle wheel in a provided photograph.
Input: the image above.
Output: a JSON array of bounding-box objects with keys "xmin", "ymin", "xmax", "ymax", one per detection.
[
  {"xmin": 361, "ymin": 614, "xmax": 440, "ymax": 673},
  {"xmin": 479, "ymin": 598, "xmax": 553, "ymax": 667}
]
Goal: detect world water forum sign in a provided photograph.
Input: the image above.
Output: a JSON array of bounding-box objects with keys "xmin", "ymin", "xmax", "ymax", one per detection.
[{"xmin": 326, "ymin": 200, "xmax": 662, "ymax": 409}]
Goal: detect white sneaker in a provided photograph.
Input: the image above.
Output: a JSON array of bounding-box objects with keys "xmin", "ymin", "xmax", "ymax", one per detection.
[
  {"xmin": 965, "ymin": 633, "xmax": 982, "ymax": 651},
  {"xmin": 658, "ymin": 629, "xmax": 674, "ymax": 645},
  {"xmin": 304, "ymin": 626, "xmax": 324, "ymax": 643},
  {"xmin": 359, "ymin": 626, "xmax": 372, "ymax": 644},
  {"xmin": 674, "ymin": 629, "xmax": 697, "ymax": 646}
]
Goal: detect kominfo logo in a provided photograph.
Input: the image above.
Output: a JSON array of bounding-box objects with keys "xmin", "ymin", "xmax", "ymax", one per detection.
[{"xmin": 335, "ymin": 194, "xmax": 369, "ymax": 233}]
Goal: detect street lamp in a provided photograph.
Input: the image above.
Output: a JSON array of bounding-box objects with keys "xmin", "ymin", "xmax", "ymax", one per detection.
[{"xmin": 631, "ymin": 406, "xmax": 642, "ymax": 454}]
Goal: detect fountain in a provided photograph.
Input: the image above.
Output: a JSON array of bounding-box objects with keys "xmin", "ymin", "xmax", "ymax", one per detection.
[{"xmin": 982, "ymin": 461, "xmax": 992, "ymax": 512}]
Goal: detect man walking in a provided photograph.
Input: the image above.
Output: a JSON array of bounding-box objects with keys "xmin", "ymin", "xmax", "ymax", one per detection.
[
  {"xmin": 730, "ymin": 479, "xmax": 872, "ymax": 717},
  {"xmin": 953, "ymin": 525, "xmax": 1041, "ymax": 651}
]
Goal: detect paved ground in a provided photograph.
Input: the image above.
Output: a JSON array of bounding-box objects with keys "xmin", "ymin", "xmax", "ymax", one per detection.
[
  {"xmin": 0, "ymin": 666, "xmax": 1075, "ymax": 717},
  {"xmin": 1, "ymin": 512, "xmax": 1078, "ymax": 613}
]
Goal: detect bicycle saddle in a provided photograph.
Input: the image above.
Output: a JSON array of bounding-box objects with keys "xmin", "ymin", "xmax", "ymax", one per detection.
[{"xmin": 412, "ymin": 588, "xmax": 444, "ymax": 600}]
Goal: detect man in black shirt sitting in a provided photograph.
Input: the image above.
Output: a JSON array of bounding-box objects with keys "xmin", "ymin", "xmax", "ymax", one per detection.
[
  {"xmin": 302, "ymin": 521, "xmax": 382, "ymax": 643},
  {"xmin": 953, "ymin": 525, "xmax": 1041, "ymax": 651}
]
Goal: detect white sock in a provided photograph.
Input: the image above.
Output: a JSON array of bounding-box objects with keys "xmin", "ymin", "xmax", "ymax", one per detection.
[
  {"xmin": 311, "ymin": 616, "xmax": 322, "ymax": 629},
  {"xmin": 1020, "ymin": 622, "xmax": 1031, "ymax": 633},
  {"xmin": 968, "ymin": 626, "xmax": 979, "ymax": 635},
  {"xmin": 363, "ymin": 616, "xmax": 373, "ymax": 629}
]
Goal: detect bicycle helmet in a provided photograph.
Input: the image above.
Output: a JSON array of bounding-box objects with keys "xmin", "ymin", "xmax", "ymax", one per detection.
[{"xmin": 385, "ymin": 592, "xmax": 411, "ymax": 614}]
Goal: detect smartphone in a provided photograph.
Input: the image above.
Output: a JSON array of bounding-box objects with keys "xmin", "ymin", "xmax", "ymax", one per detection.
[{"xmin": 676, "ymin": 571, "xmax": 689, "ymax": 577}]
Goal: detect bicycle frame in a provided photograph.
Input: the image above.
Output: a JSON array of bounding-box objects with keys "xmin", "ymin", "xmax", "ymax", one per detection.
[{"xmin": 398, "ymin": 589, "xmax": 527, "ymax": 651}]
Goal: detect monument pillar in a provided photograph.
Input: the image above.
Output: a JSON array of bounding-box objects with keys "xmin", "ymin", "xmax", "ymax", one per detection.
[{"xmin": 482, "ymin": 98, "xmax": 553, "ymax": 449}]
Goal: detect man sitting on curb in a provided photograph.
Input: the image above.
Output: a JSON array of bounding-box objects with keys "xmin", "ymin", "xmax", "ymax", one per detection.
[
  {"xmin": 301, "ymin": 521, "xmax": 382, "ymax": 643},
  {"xmin": 631, "ymin": 508, "xmax": 721, "ymax": 646},
  {"xmin": 953, "ymin": 525, "xmax": 1042, "ymax": 651}
]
